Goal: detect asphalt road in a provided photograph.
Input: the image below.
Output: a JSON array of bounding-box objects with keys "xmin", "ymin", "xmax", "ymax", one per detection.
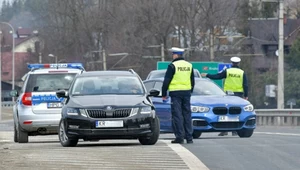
[
  {"xmin": 183, "ymin": 127, "xmax": 300, "ymax": 170},
  {"xmin": 1, "ymin": 119, "xmax": 300, "ymax": 170}
]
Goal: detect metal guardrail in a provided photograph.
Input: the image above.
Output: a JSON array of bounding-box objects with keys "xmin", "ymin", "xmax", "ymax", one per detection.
[
  {"xmin": 1, "ymin": 101, "xmax": 14, "ymax": 108},
  {"xmin": 255, "ymin": 109, "xmax": 300, "ymax": 126},
  {"xmin": 0, "ymin": 104, "xmax": 299, "ymax": 126}
]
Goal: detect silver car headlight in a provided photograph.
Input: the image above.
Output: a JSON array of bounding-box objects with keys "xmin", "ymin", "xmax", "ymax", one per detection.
[
  {"xmin": 191, "ymin": 106, "xmax": 210, "ymax": 113},
  {"xmin": 140, "ymin": 106, "xmax": 152, "ymax": 114},
  {"xmin": 244, "ymin": 104, "xmax": 254, "ymax": 112}
]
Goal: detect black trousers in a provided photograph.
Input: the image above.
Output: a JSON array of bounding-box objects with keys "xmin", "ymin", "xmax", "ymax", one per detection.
[{"xmin": 170, "ymin": 95, "xmax": 193, "ymax": 141}]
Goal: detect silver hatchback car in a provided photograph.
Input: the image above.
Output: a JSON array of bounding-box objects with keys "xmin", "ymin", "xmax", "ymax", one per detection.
[{"xmin": 10, "ymin": 63, "xmax": 85, "ymax": 143}]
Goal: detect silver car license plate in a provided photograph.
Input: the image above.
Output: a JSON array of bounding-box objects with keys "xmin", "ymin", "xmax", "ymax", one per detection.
[{"xmin": 47, "ymin": 102, "xmax": 63, "ymax": 108}]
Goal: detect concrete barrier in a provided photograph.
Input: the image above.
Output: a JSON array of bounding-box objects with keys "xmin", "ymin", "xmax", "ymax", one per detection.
[
  {"xmin": 255, "ymin": 109, "xmax": 300, "ymax": 126},
  {"xmin": 1, "ymin": 101, "xmax": 14, "ymax": 108}
]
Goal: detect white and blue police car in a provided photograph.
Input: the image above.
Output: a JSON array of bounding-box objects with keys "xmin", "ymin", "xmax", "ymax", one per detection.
[{"xmin": 10, "ymin": 63, "xmax": 85, "ymax": 143}]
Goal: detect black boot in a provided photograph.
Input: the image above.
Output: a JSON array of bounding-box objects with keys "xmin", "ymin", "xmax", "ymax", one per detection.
[
  {"xmin": 186, "ymin": 140, "xmax": 193, "ymax": 144},
  {"xmin": 171, "ymin": 138, "xmax": 184, "ymax": 144}
]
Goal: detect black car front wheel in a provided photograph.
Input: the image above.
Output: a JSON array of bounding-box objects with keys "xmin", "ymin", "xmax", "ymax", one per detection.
[
  {"xmin": 237, "ymin": 129, "xmax": 254, "ymax": 138},
  {"xmin": 138, "ymin": 116, "xmax": 160, "ymax": 145},
  {"xmin": 59, "ymin": 119, "xmax": 78, "ymax": 147},
  {"xmin": 192, "ymin": 131, "xmax": 202, "ymax": 139}
]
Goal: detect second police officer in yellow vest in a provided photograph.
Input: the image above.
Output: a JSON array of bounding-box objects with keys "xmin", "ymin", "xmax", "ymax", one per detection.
[
  {"xmin": 162, "ymin": 47, "xmax": 195, "ymax": 144},
  {"xmin": 201, "ymin": 56, "xmax": 248, "ymax": 136}
]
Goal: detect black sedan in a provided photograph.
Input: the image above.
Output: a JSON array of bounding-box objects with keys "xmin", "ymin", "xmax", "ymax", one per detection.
[{"xmin": 56, "ymin": 70, "xmax": 160, "ymax": 147}]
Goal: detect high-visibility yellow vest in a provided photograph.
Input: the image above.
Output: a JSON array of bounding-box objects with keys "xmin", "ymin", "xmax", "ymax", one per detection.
[
  {"xmin": 224, "ymin": 68, "xmax": 244, "ymax": 92},
  {"xmin": 168, "ymin": 60, "xmax": 192, "ymax": 91}
]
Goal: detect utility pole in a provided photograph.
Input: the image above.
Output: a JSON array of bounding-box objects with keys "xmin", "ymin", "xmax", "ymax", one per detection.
[
  {"xmin": 39, "ymin": 53, "xmax": 42, "ymax": 63},
  {"xmin": 161, "ymin": 43, "xmax": 165, "ymax": 61},
  {"xmin": 0, "ymin": 31, "xmax": 2, "ymax": 121},
  {"xmin": 277, "ymin": 0, "xmax": 284, "ymax": 109},
  {"xmin": 209, "ymin": 31, "xmax": 214, "ymax": 61},
  {"xmin": 102, "ymin": 49, "xmax": 106, "ymax": 70},
  {"xmin": 261, "ymin": 0, "xmax": 284, "ymax": 109}
]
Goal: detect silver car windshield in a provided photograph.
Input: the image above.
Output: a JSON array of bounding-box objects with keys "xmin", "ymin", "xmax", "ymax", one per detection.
[
  {"xmin": 192, "ymin": 80, "xmax": 226, "ymax": 96},
  {"xmin": 71, "ymin": 76, "xmax": 144, "ymax": 95}
]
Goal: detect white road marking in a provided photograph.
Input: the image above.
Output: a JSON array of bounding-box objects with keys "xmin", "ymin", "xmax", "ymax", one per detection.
[
  {"xmin": 255, "ymin": 132, "xmax": 300, "ymax": 136},
  {"xmin": 162, "ymin": 140, "xmax": 210, "ymax": 170},
  {"xmin": 0, "ymin": 140, "xmax": 11, "ymax": 142}
]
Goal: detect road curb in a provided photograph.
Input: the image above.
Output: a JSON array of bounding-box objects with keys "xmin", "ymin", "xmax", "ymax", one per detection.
[{"xmin": 161, "ymin": 140, "xmax": 210, "ymax": 170}]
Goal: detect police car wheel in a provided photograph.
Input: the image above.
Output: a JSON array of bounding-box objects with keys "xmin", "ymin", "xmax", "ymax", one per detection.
[
  {"xmin": 14, "ymin": 123, "xmax": 18, "ymax": 143},
  {"xmin": 237, "ymin": 129, "xmax": 254, "ymax": 138},
  {"xmin": 59, "ymin": 119, "xmax": 78, "ymax": 147},
  {"xmin": 138, "ymin": 116, "xmax": 160, "ymax": 145},
  {"xmin": 192, "ymin": 131, "xmax": 202, "ymax": 139},
  {"xmin": 17, "ymin": 123, "xmax": 28, "ymax": 143}
]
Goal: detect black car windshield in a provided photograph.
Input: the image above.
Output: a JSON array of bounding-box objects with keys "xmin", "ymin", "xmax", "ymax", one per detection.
[
  {"xmin": 148, "ymin": 69, "xmax": 200, "ymax": 79},
  {"xmin": 192, "ymin": 80, "xmax": 225, "ymax": 96},
  {"xmin": 26, "ymin": 73, "xmax": 76, "ymax": 92},
  {"xmin": 71, "ymin": 76, "xmax": 144, "ymax": 95}
]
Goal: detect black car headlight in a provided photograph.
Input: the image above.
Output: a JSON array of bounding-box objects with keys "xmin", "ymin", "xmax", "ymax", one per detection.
[
  {"xmin": 140, "ymin": 106, "xmax": 152, "ymax": 114},
  {"xmin": 191, "ymin": 106, "xmax": 210, "ymax": 113},
  {"xmin": 130, "ymin": 107, "xmax": 152, "ymax": 116},
  {"xmin": 67, "ymin": 108, "xmax": 88, "ymax": 117},
  {"xmin": 130, "ymin": 108, "xmax": 139, "ymax": 116}
]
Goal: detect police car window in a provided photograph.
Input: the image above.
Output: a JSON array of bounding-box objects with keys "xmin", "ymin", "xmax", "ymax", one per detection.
[
  {"xmin": 193, "ymin": 80, "xmax": 225, "ymax": 96},
  {"xmin": 150, "ymin": 72, "xmax": 166, "ymax": 79},
  {"xmin": 153, "ymin": 81, "xmax": 163, "ymax": 96},
  {"xmin": 26, "ymin": 73, "xmax": 76, "ymax": 92},
  {"xmin": 71, "ymin": 76, "xmax": 144, "ymax": 95},
  {"xmin": 144, "ymin": 81, "xmax": 155, "ymax": 92}
]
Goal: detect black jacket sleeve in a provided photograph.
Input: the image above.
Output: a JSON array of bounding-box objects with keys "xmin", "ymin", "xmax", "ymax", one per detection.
[
  {"xmin": 162, "ymin": 64, "xmax": 175, "ymax": 97},
  {"xmin": 243, "ymin": 72, "xmax": 248, "ymax": 97},
  {"xmin": 191, "ymin": 68, "xmax": 195, "ymax": 93},
  {"xmin": 206, "ymin": 70, "xmax": 227, "ymax": 80}
]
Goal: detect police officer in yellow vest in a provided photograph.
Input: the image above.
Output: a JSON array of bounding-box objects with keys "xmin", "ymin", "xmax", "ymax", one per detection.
[
  {"xmin": 162, "ymin": 47, "xmax": 195, "ymax": 144},
  {"xmin": 201, "ymin": 56, "xmax": 248, "ymax": 136}
]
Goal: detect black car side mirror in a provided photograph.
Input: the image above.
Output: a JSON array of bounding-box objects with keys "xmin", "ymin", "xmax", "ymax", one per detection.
[
  {"xmin": 148, "ymin": 89, "xmax": 160, "ymax": 97},
  {"xmin": 56, "ymin": 90, "xmax": 69, "ymax": 98}
]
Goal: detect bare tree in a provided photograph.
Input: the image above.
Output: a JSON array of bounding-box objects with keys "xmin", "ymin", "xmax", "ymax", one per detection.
[
  {"xmin": 171, "ymin": 0, "xmax": 241, "ymax": 61},
  {"xmin": 25, "ymin": 0, "xmax": 243, "ymax": 77},
  {"xmin": 286, "ymin": 0, "xmax": 300, "ymax": 19}
]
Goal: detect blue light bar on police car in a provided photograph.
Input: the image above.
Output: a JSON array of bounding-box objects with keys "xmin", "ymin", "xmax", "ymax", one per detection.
[{"xmin": 27, "ymin": 63, "xmax": 84, "ymax": 70}]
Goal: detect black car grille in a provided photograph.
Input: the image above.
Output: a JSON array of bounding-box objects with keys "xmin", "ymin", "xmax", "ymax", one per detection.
[
  {"xmin": 86, "ymin": 109, "xmax": 131, "ymax": 118},
  {"xmin": 193, "ymin": 120, "xmax": 208, "ymax": 127},
  {"xmin": 211, "ymin": 122, "xmax": 244, "ymax": 129},
  {"xmin": 245, "ymin": 119, "xmax": 256, "ymax": 126},
  {"xmin": 213, "ymin": 107, "xmax": 227, "ymax": 115},
  {"xmin": 213, "ymin": 107, "xmax": 242, "ymax": 115},
  {"xmin": 229, "ymin": 107, "xmax": 242, "ymax": 114}
]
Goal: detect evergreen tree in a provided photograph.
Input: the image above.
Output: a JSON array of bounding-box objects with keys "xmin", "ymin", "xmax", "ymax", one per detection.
[{"xmin": 285, "ymin": 37, "xmax": 300, "ymax": 70}]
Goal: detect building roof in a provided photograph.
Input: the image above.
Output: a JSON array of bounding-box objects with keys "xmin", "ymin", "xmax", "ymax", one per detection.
[
  {"xmin": 16, "ymin": 27, "xmax": 32, "ymax": 36},
  {"xmin": 1, "ymin": 52, "xmax": 31, "ymax": 81},
  {"xmin": 246, "ymin": 19, "xmax": 300, "ymax": 46}
]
